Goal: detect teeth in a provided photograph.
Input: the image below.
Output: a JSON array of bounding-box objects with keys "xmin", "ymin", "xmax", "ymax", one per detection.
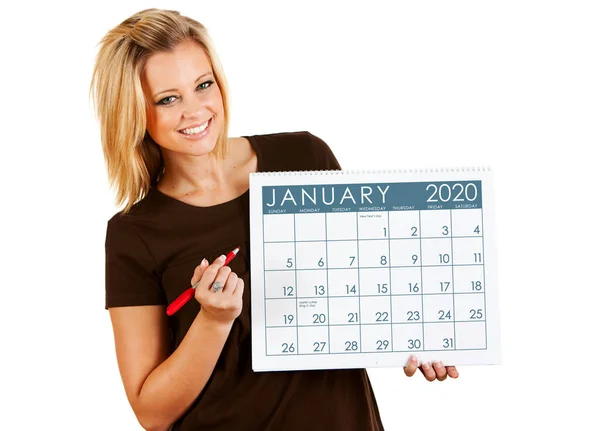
[{"xmin": 180, "ymin": 120, "xmax": 209, "ymax": 135}]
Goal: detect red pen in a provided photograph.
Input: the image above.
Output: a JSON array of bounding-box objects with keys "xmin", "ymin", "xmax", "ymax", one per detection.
[{"xmin": 166, "ymin": 246, "xmax": 241, "ymax": 316}]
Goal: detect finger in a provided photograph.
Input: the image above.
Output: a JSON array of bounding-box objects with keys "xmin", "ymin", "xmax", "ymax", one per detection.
[
  {"xmin": 209, "ymin": 266, "xmax": 232, "ymax": 293},
  {"xmin": 433, "ymin": 361, "xmax": 448, "ymax": 381},
  {"xmin": 447, "ymin": 366, "xmax": 459, "ymax": 379},
  {"xmin": 420, "ymin": 362, "xmax": 437, "ymax": 382},
  {"xmin": 234, "ymin": 279, "xmax": 244, "ymax": 299},
  {"xmin": 197, "ymin": 255, "xmax": 228, "ymax": 291},
  {"xmin": 221, "ymin": 270, "xmax": 238, "ymax": 294},
  {"xmin": 191, "ymin": 259, "xmax": 209, "ymax": 285},
  {"xmin": 403, "ymin": 355, "xmax": 419, "ymax": 377}
]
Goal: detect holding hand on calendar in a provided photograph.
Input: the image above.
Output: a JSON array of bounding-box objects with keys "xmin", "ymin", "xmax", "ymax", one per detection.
[{"xmin": 404, "ymin": 355, "xmax": 459, "ymax": 382}]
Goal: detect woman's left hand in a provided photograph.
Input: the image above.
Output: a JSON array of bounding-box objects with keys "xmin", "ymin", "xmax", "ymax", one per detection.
[{"xmin": 404, "ymin": 355, "xmax": 459, "ymax": 381}]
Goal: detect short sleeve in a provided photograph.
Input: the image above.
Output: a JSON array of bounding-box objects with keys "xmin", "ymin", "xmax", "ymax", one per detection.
[
  {"xmin": 104, "ymin": 216, "xmax": 166, "ymax": 308},
  {"xmin": 306, "ymin": 132, "xmax": 342, "ymax": 170}
]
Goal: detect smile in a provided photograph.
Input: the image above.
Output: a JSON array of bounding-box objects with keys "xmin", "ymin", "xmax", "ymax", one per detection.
[{"xmin": 179, "ymin": 118, "xmax": 211, "ymax": 136}]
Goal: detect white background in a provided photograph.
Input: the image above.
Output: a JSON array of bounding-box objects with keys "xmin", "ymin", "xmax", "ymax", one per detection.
[{"xmin": 1, "ymin": 0, "xmax": 598, "ymax": 429}]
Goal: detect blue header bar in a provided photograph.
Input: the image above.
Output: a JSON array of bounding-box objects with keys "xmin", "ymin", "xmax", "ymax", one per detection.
[{"xmin": 262, "ymin": 181, "xmax": 482, "ymax": 214}]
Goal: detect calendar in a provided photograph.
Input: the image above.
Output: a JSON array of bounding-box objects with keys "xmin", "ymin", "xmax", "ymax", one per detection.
[{"xmin": 249, "ymin": 168, "xmax": 500, "ymax": 372}]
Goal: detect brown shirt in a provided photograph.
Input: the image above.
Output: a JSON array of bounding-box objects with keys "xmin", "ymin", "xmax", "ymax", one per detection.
[{"xmin": 105, "ymin": 131, "xmax": 384, "ymax": 431}]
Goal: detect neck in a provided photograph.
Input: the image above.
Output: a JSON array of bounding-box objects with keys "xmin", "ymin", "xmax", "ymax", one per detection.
[{"xmin": 158, "ymin": 151, "xmax": 227, "ymax": 197}]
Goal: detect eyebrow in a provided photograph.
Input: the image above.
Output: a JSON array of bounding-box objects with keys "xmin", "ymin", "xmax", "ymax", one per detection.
[{"xmin": 153, "ymin": 72, "xmax": 214, "ymax": 98}]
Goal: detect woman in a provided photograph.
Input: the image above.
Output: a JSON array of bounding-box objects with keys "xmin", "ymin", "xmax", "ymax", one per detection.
[{"xmin": 90, "ymin": 8, "xmax": 458, "ymax": 431}]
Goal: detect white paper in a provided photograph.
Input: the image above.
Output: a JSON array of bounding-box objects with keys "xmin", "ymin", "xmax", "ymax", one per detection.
[{"xmin": 249, "ymin": 168, "xmax": 501, "ymax": 372}]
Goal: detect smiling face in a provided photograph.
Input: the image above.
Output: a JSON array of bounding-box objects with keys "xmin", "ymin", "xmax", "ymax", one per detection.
[{"xmin": 142, "ymin": 39, "xmax": 224, "ymax": 158}]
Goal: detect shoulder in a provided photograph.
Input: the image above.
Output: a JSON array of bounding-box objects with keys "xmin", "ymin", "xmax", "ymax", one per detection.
[
  {"xmin": 105, "ymin": 212, "xmax": 144, "ymax": 252},
  {"xmin": 244, "ymin": 130, "xmax": 324, "ymax": 151},
  {"xmin": 105, "ymin": 208, "xmax": 156, "ymax": 256},
  {"xmin": 104, "ymin": 212, "xmax": 164, "ymax": 308},
  {"xmin": 243, "ymin": 131, "xmax": 341, "ymax": 171}
]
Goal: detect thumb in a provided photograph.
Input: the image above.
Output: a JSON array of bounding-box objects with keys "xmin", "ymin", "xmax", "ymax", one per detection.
[{"xmin": 191, "ymin": 258, "xmax": 209, "ymax": 285}]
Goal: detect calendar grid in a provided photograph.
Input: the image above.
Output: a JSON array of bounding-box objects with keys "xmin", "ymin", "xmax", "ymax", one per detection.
[
  {"xmin": 450, "ymin": 210, "xmax": 457, "ymax": 350},
  {"xmin": 387, "ymin": 211, "xmax": 393, "ymax": 352},
  {"xmin": 263, "ymin": 263, "xmax": 484, "ymax": 271},
  {"xmin": 266, "ymin": 319, "xmax": 484, "ymax": 329},
  {"xmin": 256, "ymin": 347, "xmax": 489, "ymax": 357},
  {"xmin": 481, "ymin": 201, "xmax": 489, "ymax": 349},
  {"xmin": 263, "ymin": 235, "xmax": 482, "ymax": 243},
  {"xmin": 418, "ymin": 210, "xmax": 425, "ymax": 350},
  {"xmin": 324, "ymin": 213, "xmax": 331, "ymax": 354},
  {"xmin": 254, "ymin": 176, "xmax": 499, "ymax": 368},
  {"xmin": 293, "ymin": 214, "xmax": 299, "ymax": 355},
  {"xmin": 262, "ymin": 213, "xmax": 267, "ymax": 357},
  {"xmin": 356, "ymin": 211, "xmax": 362, "ymax": 352}
]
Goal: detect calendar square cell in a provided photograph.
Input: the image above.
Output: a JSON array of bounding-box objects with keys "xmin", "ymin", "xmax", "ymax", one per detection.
[
  {"xmin": 390, "ymin": 267, "xmax": 422, "ymax": 296},
  {"xmin": 328, "ymin": 297, "xmax": 360, "ymax": 325},
  {"xmin": 454, "ymin": 293, "xmax": 486, "ymax": 322},
  {"xmin": 264, "ymin": 214, "xmax": 295, "ymax": 242},
  {"xmin": 265, "ymin": 270, "xmax": 296, "ymax": 299},
  {"xmin": 358, "ymin": 212, "xmax": 389, "ymax": 240},
  {"xmin": 391, "ymin": 295, "xmax": 423, "ymax": 324},
  {"xmin": 296, "ymin": 270, "xmax": 328, "ymax": 298},
  {"xmin": 295, "ymin": 213, "xmax": 326, "ymax": 241},
  {"xmin": 452, "ymin": 237, "xmax": 484, "ymax": 265},
  {"xmin": 266, "ymin": 299, "xmax": 297, "ymax": 327},
  {"xmin": 389, "ymin": 210, "xmax": 420, "ymax": 239},
  {"xmin": 327, "ymin": 240, "xmax": 358, "ymax": 269},
  {"xmin": 297, "ymin": 298, "xmax": 329, "ymax": 326},
  {"xmin": 389, "ymin": 239, "xmax": 421, "ymax": 267},
  {"xmin": 295, "ymin": 241, "xmax": 327, "ymax": 269},
  {"xmin": 392, "ymin": 323, "xmax": 424, "ymax": 352},
  {"xmin": 327, "ymin": 269, "xmax": 359, "ymax": 297},
  {"xmin": 453, "ymin": 266, "xmax": 485, "ymax": 293},
  {"xmin": 266, "ymin": 327, "xmax": 298, "ymax": 355},
  {"xmin": 455, "ymin": 321, "xmax": 487, "ymax": 349},
  {"xmin": 360, "ymin": 296, "xmax": 392, "ymax": 325},
  {"xmin": 422, "ymin": 295, "xmax": 455, "ymax": 323},
  {"xmin": 264, "ymin": 242, "xmax": 296, "ymax": 270},
  {"xmin": 329, "ymin": 325, "xmax": 361, "ymax": 354},
  {"xmin": 421, "ymin": 238, "xmax": 453, "ymax": 267},
  {"xmin": 298, "ymin": 326, "xmax": 330, "ymax": 354},
  {"xmin": 422, "ymin": 266, "xmax": 453, "ymax": 295},
  {"xmin": 326, "ymin": 212, "xmax": 358, "ymax": 240},
  {"xmin": 420, "ymin": 210, "xmax": 452, "ymax": 238},
  {"xmin": 358, "ymin": 239, "xmax": 390, "ymax": 268},
  {"xmin": 422, "ymin": 323, "xmax": 456, "ymax": 350},
  {"xmin": 359, "ymin": 268, "xmax": 390, "ymax": 296},
  {"xmin": 361, "ymin": 324, "xmax": 392, "ymax": 353},
  {"xmin": 451, "ymin": 209, "xmax": 483, "ymax": 237}
]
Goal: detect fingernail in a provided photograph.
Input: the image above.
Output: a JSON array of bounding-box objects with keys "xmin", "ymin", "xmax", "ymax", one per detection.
[
  {"xmin": 201, "ymin": 258, "xmax": 208, "ymax": 267},
  {"xmin": 410, "ymin": 354, "xmax": 418, "ymax": 363},
  {"xmin": 422, "ymin": 362, "xmax": 431, "ymax": 371},
  {"xmin": 434, "ymin": 361, "xmax": 442, "ymax": 369},
  {"xmin": 219, "ymin": 254, "xmax": 226, "ymax": 261}
]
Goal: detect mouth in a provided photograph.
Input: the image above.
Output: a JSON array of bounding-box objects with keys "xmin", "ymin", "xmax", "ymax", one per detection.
[{"xmin": 178, "ymin": 118, "xmax": 212, "ymax": 137}]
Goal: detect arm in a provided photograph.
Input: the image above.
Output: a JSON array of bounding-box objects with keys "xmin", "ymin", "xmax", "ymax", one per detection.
[{"xmin": 109, "ymin": 257, "xmax": 243, "ymax": 431}]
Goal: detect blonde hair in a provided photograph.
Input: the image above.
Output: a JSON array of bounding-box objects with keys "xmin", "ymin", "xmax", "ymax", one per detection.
[{"xmin": 89, "ymin": 8, "xmax": 230, "ymax": 214}]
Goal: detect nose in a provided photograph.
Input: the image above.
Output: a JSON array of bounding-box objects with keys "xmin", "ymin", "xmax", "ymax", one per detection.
[{"xmin": 181, "ymin": 93, "xmax": 206, "ymax": 119}]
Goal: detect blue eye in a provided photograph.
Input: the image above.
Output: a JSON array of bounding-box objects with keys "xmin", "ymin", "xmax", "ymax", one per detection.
[
  {"xmin": 157, "ymin": 96, "xmax": 176, "ymax": 106},
  {"xmin": 197, "ymin": 80, "xmax": 214, "ymax": 90},
  {"xmin": 156, "ymin": 81, "xmax": 214, "ymax": 106}
]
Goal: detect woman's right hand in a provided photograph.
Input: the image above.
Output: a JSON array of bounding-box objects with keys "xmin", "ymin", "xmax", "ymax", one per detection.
[{"xmin": 191, "ymin": 254, "xmax": 244, "ymax": 324}]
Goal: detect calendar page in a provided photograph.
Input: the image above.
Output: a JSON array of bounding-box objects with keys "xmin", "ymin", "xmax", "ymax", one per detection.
[{"xmin": 249, "ymin": 168, "xmax": 500, "ymax": 372}]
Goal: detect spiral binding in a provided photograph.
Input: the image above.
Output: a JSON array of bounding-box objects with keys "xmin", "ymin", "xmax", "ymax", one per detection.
[{"xmin": 250, "ymin": 166, "xmax": 492, "ymax": 176}]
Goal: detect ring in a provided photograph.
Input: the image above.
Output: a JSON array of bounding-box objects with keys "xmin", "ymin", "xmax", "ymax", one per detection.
[{"xmin": 211, "ymin": 281, "xmax": 224, "ymax": 292}]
